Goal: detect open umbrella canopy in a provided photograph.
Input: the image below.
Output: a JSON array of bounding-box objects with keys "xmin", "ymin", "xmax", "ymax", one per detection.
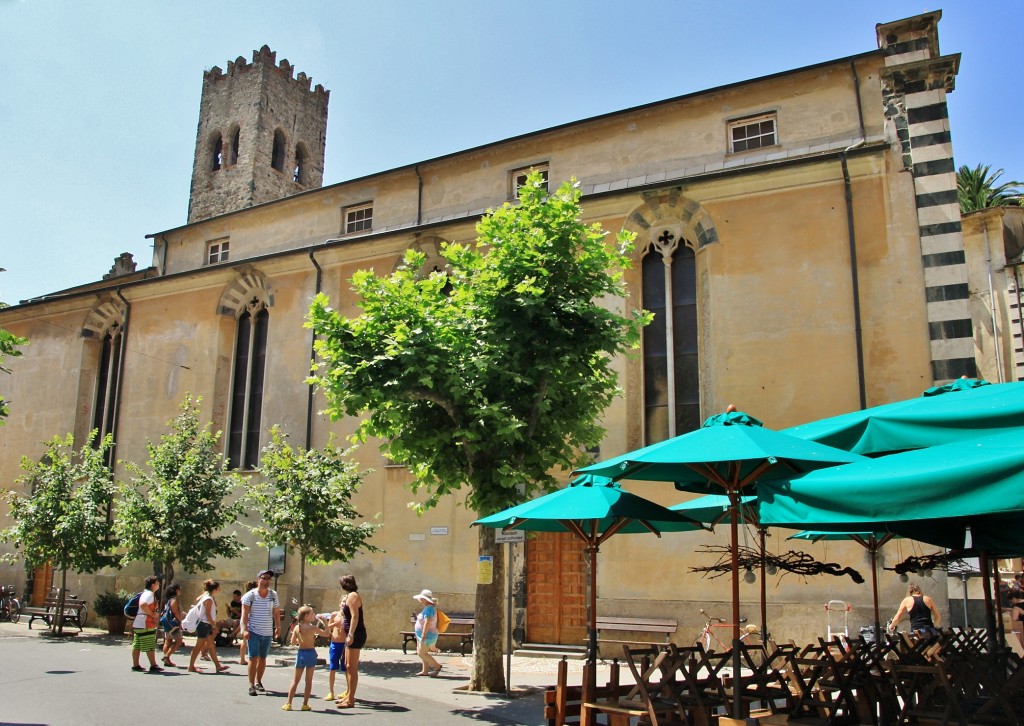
[
  {"xmin": 473, "ymin": 474, "xmax": 705, "ymax": 539},
  {"xmin": 669, "ymin": 494, "xmax": 756, "ymax": 525},
  {"xmin": 783, "ymin": 379, "xmax": 1024, "ymax": 456},
  {"xmin": 577, "ymin": 410, "xmax": 868, "ymax": 489},
  {"xmin": 758, "ymin": 429, "xmax": 1024, "ymax": 554}
]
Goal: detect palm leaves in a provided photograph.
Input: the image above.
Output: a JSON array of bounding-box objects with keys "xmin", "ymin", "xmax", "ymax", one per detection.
[{"xmin": 957, "ymin": 163, "xmax": 1022, "ymax": 213}]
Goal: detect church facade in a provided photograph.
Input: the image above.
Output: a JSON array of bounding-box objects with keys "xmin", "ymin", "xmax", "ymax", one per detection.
[{"xmin": 0, "ymin": 12, "xmax": 990, "ymax": 645}]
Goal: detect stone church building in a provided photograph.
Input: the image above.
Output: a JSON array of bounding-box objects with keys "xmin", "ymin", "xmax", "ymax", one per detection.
[{"xmin": 1, "ymin": 11, "xmax": 1011, "ymax": 646}]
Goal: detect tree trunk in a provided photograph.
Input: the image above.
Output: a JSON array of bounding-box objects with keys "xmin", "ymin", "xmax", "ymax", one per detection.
[
  {"xmin": 299, "ymin": 554, "xmax": 306, "ymax": 607},
  {"xmin": 469, "ymin": 526, "xmax": 506, "ymax": 692},
  {"xmin": 54, "ymin": 564, "xmax": 68, "ymax": 636}
]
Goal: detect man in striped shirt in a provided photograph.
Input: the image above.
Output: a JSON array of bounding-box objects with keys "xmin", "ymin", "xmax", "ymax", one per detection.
[{"xmin": 241, "ymin": 569, "xmax": 281, "ymax": 696}]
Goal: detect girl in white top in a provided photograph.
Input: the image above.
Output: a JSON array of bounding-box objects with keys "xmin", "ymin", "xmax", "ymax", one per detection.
[{"xmin": 188, "ymin": 579, "xmax": 228, "ymax": 673}]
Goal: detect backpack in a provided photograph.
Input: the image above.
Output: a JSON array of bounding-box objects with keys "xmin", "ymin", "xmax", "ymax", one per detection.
[
  {"xmin": 159, "ymin": 599, "xmax": 179, "ymax": 630},
  {"xmin": 180, "ymin": 600, "xmax": 203, "ymax": 633},
  {"xmin": 436, "ymin": 609, "xmax": 451, "ymax": 634},
  {"xmin": 124, "ymin": 591, "xmax": 143, "ymax": 618}
]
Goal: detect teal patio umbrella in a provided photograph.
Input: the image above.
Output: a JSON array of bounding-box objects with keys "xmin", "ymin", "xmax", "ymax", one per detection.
[
  {"xmin": 577, "ymin": 408, "xmax": 866, "ymax": 718},
  {"xmin": 783, "ymin": 379, "xmax": 1024, "ymax": 456},
  {"xmin": 788, "ymin": 530, "xmax": 899, "ymax": 643},
  {"xmin": 473, "ymin": 474, "xmax": 705, "ymax": 666}
]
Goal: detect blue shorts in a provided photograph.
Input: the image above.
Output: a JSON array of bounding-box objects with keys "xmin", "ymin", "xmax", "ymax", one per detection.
[
  {"xmin": 295, "ymin": 648, "xmax": 317, "ymax": 669},
  {"xmin": 328, "ymin": 641, "xmax": 347, "ymax": 671},
  {"xmin": 247, "ymin": 633, "xmax": 272, "ymax": 660}
]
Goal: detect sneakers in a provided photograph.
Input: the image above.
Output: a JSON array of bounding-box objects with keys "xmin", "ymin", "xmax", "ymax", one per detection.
[
  {"xmin": 131, "ymin": 665, "xmax": 145, "ymax": 672},
  {"xmin": 249, "ymin": 686, "xmax": 258, "ymax": 696},
  {"xmin": 255, "ymin": 682, "xmax": 266, "ymax": 693},
  {"xmin": 149, "ymin": 665, "xmax": 164, "ymax": 673},
  {"xmin": 301, "ymin": 705, "xmax": 311, "ymax": 712},
  {"xmin": 324, "ymin": 692, "xmax": 334, "ymax": 701},
  {"xmin": 281, "ymin": 704, "xmax": 292, "ymax": 712}
]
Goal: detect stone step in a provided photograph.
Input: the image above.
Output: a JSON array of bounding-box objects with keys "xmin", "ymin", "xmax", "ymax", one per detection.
[{"xmin": 514, "ymin": 643, "xmax": 586, "ymax": 660}]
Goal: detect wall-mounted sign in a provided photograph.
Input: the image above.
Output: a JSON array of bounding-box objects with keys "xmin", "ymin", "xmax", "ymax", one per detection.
[
  {"xmin": 478, "ymin": 555, "xmax": 494, "ymax": 584},
  {"xmin": 268, "ymin": 545, "xmax": 286, "ymax": 575},
  {"xmin": 495, "ymin": 529, "xmax": 525, "ymax": 544},
  {"xmin": 430, "ymin": 527, "xmax": 449, "ymax": 536}
]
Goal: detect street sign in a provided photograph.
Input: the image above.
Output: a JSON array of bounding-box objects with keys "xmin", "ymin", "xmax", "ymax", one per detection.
[{"xmin": 494, "ymin": 529, "xmax": 525, "ymax": 544}]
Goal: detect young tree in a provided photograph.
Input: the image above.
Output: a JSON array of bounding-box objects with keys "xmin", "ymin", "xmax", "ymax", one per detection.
[
  {"xmin": 0, "ymin": 327, "xmax": 28, "ymax": 424},
  {"xmin": 1, "ymin": 432, "xmax": 118, "ymax": 634},
  {"xmin": 957, "ymin": 163, "xmax": 1022, "ymax": 213},
  {"xmin": 114, "ymin": 395, "xmax": 246, "ymax": 589},
  {"xmin": 308, "ymin": 173, "xmax": 648, "ymax": 691},
  {"xmin": 247, "ymin": 426, "xmax": 380, "ymax": 608}
]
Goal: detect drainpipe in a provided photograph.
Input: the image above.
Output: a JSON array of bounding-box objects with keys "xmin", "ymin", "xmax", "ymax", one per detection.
[
  {"xmin": 305, "ymin": 246, "xmax": 327, "ymax": 449},
  {"xmin": 982, "ymin": 222, "xmax": 1005, "ymax": 382},
  {"xmin": 849, "ymin": 60, "xmax": 865, "ymax": 140},
  {"xmin": 414, "ymin": 165, "xmax": 423, "ymax": 226},
  {"xmin": 841, "ymin": 140, "xmax": 867, "ymax": 410},
  {"xmin": 111, "ymin": 287, "xmax": 132, "ymax": 466}
]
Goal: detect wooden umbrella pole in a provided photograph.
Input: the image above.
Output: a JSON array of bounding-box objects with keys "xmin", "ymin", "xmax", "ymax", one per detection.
[
  {"xmin": 870, "ymin": 544, "xmax": 881, "ymax": 645},
  {"xmin": 759, "ymin": 527, "xmax": 768, "ymax": 642},
  {"xmin": 729, "ymin": 488, "xmax": 742, "ymax": 720}
]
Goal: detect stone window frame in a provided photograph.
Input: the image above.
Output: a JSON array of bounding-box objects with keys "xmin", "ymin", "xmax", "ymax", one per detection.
[
  {"xmin": 344, "ymin": 202, "xmax": 374, "ymax": 234},
  {"xmin": 510, "ymin": 163, "xmax": 550, "ymax": 199},
  {"xmin": 207, "ymin": 238, "xmax": 230, "ymax": 265},
  {"xmin": 76, "ymin": 299, "xmax": 128, "ymax": 462},
  {"xmin": 727, "ymin": 112, "xmax": 778, "ymax": 154}
]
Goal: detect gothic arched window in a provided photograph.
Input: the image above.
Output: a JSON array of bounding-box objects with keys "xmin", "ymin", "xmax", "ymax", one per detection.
[
  {"xmin": 642, "ymin": 230, "xmax": 699, "ymax": 444},
  {"xmin": 211, "ymin": 133, "xmax": 223, "ymax": 171},
  {"xmin": 227, "ymin": 297, "xmax": 269, "ymax": 469},
  {"xmin": 293, "ymin": 143, "xmax": 307, "ymax": 184},
  {"xmin": 271, "ymin": 130, "xmax": 286, "ymax": 172}
]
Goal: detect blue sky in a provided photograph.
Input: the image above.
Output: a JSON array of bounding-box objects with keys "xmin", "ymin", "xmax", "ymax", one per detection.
[{"xmin": 1, "ymin": 0, "xmax": 1020, "ymax": 305}]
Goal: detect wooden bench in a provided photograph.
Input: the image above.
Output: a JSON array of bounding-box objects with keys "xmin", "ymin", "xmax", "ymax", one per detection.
[
  {"xmin": 399, "ymin": 612, "xmax": 475, "ymax": 656},
  {"xmin": 23, "ymin": 597, "xmax": 87, "ymax": 631},
  {"xmin": 594, "ymin": 616, "xmax": 677, "ymax": 657}
]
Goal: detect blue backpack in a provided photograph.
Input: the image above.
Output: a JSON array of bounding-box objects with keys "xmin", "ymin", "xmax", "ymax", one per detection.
[{"xmin": 124, "ymin": 591, "xmax": 143, "ymax": 617}]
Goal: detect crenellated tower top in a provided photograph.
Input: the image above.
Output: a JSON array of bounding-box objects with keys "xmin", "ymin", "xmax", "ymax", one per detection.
[{"xmin": 188, "ymin": 46, "xmax": 330, "ymax": 224}]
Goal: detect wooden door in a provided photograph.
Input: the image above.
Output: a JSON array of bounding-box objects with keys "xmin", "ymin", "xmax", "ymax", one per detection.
[
  {"xmin": 526, "ymin": 531, "xmax": 587, "ymax": 644},
  {"xmin": 30, "ymin": 563, "xmax": 53, "ymax": 606}
]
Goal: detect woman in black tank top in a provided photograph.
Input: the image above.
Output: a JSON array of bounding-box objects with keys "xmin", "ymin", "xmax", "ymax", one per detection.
[{"xmin": 337, "ymin": 574, "xmax": 365, "ymax": 708}]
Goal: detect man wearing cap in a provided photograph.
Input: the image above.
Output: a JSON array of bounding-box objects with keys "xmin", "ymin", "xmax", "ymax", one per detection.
[
  {"xmin": 241, "ymin": 569, "xmax": 281, "ymax": 696},
  {"xmin": 413, "ymin": 589, "xmax": 441, "ymax": 677}
]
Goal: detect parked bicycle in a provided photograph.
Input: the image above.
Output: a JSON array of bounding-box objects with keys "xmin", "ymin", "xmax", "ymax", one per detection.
[
  {"xmin": 694, "ymin": 608, "xmax": 759, "ymax": 651},
  {"xmin": 0, "ymin": 585, "xmax": 21, "ymax": 623},
  {"xmin": 46, "ymin": 587, "xmax": 88, "ymax": 627}
]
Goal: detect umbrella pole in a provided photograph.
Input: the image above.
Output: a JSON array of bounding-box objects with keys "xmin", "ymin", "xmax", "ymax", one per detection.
[
  {"xmin": 980, "ymin": 551, "xmax": 997, "ymax": 652},
  {"xmin": 759, "ymin": 527, "xmax": 768, "ymax": 642},
  {"xmin": 730, "ymin": 495, "xmax": 742, "ymax": 721},
  {"xmin": 871, "ymin": 546, "xmax": 881, "ymax": 645}
]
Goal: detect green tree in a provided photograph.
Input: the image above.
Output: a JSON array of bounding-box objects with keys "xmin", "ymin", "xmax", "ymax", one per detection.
[
  {"xmin": 0, "ymin": 327, "xmax": 28, "ymax": 423},
  {"xmin": 957, "ymin": 163, "xmax": 1022, "ymax": 213},
  {"xmin": 247, "ymin": 426, "xmax": 381, "ymax": 607},
  {"xmin": 114, "ymin": 394, "xmax": 246, "ymax": 589},
  {"xmin": 308, "ymin": 173, "xmax": 648, "ymax": 691},
  {"xmin": 1, "ymin": 432, "xmax": 118, "ymax": 634}
]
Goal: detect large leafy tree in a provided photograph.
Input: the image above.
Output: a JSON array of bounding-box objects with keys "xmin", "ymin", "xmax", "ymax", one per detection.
[
  {"xmin": 1, "ymin": 432, "xmax": 118, "ymax": 634},
  {"xmin": 114, "ymin": 394, "xmax": 246, "ymax": 589},
  {"xmin": 0, "ymin": 327, "xmax": 28, "ymax": 423},
  {"xmin": 247, "ymin": 426, "xmax": 381, "ymax": 607},
  {"xmin": 308, "ymin": 173, "xmax": 648, "ymax": 691},
  {"xmin": 957, "ymin": 163, "xmax": 1022, "ymax": 213}
]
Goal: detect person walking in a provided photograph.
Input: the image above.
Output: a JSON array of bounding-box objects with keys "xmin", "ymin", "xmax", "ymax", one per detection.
[
  {"xmin": 188, "ymin": 579, "xmax": 229, "ymax": 673},
  {"xmin": 889, "ymin": 583, "xmax": 941, "ymax": 636},
  {"xmin": 160, "ymin": 582, "xmax": 184, "ymax": 667},
  {"xmin": 336, "ymin": 574, "xmax": 365, "ymax": 709},
  {"xmin": 412, "ymin": 589, "xmax": 441, "ymax": 677},
  {"xmin": 241, "ymin": 569, "xmax": 281, "ymax": 696},
  {"xmin": 131, "ymin": 575, "xmax": 163, "ymax": 673},
  {"xmin": 238, "ymin": 580, "xmax": 256, "ymax": 665}
]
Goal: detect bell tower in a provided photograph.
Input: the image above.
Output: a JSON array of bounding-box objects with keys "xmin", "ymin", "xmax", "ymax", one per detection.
[{"xmin": 187, "ymin": 45, "xmax": 329, "ymax": 224}]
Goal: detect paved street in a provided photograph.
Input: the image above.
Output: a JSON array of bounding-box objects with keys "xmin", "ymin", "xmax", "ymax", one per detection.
[{"xmin": 0, "ymin": 622, "xmax": 592, "ymax": 725}]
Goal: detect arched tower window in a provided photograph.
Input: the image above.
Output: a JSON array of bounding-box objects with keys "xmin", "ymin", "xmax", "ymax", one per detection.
[
  {"xmin": 78, "ymin": 300, "xmax": 128, "ymax": 464},
  {"xmin": 271, "ymin": 130, "xmax": 286, "ymax": 172},
  {"xmin": 91, "ymin": 323, "xmax": 124, "ymax": 446},
  {"xmin": 293, "ymin": 143, "xmax": 307, "ymax": 184},
  {"xmin": 642, "ymin": 230, "xmax": 699, "ymax": 444},
  {"xmin": 211, "ymin": 132, "xmax": 223, "ymax": 171},
  {"xmin": 229, "ymin": 126, "xmax": 240, "ymax": 166}
]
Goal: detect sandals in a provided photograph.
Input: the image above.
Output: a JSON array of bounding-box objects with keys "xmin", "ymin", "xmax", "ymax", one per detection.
[{"xmin": 430, "ymin": 665, "xmax": 443, "ymax": 677}]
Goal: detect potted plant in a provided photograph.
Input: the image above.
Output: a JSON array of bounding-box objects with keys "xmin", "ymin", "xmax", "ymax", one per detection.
[{"xmin": 94, "ymin": 589, "xmax": 131, "ymax": 635}]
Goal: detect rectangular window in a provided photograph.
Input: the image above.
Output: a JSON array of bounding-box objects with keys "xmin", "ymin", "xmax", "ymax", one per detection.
[
  {"xmin": 207, "ymin": 239, "xmax": 230, "ymax": 264},
  {"xmin": 511, "ymin": 164, "xmax": 549, "ymax": 198},
  {"xmin": 345, "ymin": 203, "xmax": 373, "ymax": 234},
  {"xmin": 728, "ymin": 114, "xmax": 777, "ymax": 153}
]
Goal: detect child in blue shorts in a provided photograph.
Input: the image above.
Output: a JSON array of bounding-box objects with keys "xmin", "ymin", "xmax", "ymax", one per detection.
[
  {"xmin": 325, "ymin": 599, "xmax": 348, "ymax": 701},
  {"xmin": 283, "ymin": 606, "xmax": 321, "ymax": 711}
]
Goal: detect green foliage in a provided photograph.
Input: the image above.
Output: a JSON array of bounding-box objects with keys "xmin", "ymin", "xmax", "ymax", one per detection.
[
  {"xmin": 957, "ymin": 163, "xmax": 1022, "ymax": 213},
  {"xmin": 94, "ymin": 588, "xmax": 132, "ymax": 617},
  {"xmin": 248, "ymin": 426, "xmax": 380, "ymax": 603},
  {"xmin": 1, "ymin": 431, "xmax": 118, "ymax": 571},
  {"xmin": 308, "ymin": 173, "xmax": 649, "ymax": 515},
  {"xmin": 0, "ymin": 327, "xmax": 28, "ymax": 423},
  {"xmin": 114, "ymin": 394, "xmax": 246, "ymax": 578}
]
